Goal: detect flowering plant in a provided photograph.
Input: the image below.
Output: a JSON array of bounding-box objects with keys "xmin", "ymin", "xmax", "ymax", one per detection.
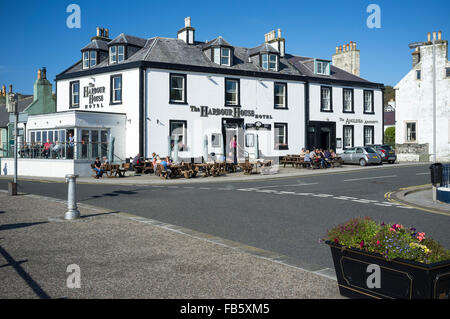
[{"xmin": 325, "ymin": 217, "xmax": 450, "ymax": 264}]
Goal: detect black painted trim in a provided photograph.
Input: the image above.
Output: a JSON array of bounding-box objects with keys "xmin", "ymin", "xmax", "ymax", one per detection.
[
  {"xmin": 304, "ymin": 82, "xmax": 310, "ymax": 149},
  {"xmin": 139, "ymin": 67, "xmax": 144, "ymax": 156},
  {"xmin": 56, "ymin": 60, "xmax": 384, "ymax": 89},
  {"xmin": 274, "ymin": 122, "xmax": 288, "ymax": 150},
  {"xmin": 363, "ymin": 89, "xmax": 375, "ymax": 114},
  {"xmin": 274, "ymin": 82, "xmax": 288, "ymax": 109},
  {"xmin": 363, "ymin": 125, "xmax": 375, "ymax": 146},
  {"xmin": 69, "ymin": 80, "xmax": 80, "ymax": 109},
  {"xmin": 382, "ymin": 87, "xmax": 385, "ymax": 144},
  {"xmin": 169, "ymin": 120, "xmax": 188, "ymax": 152},
  {"xmin": 320, "ymin": 86, "xmax": 333, "ymax": 112},
  {"xmin": 342, "ymin": 88, "xmax": 354, "ymax": 113},
  {"xmin": 169, "ymin": 73, "xmax": 188, "ymax": 105},
  {"xmin": 110, "ymin": 74, "xmax": 123, "ymax": 105},
  {"xmin": 224, "ymin": 77, "xmax": 240, "ymax": 107},
  {"xmin": 343, "ymin": 125, "xmax": 354, "ymax": 150}
]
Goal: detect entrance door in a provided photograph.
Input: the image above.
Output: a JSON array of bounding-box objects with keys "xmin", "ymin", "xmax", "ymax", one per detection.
[
  {"xmin": 222, "ymin": 118, "xmax": 244, "ymax": 162},
  {"xmin": 306, "ymin": 121, "xmax": 336, "ymax": 151}
]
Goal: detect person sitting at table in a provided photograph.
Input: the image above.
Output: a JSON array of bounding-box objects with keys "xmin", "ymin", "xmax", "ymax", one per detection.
[
  {"xmin": 299, "ymin": 148, "xmax": 306, "ymax": 157},
  {"xmin": 330, "ymin": 149, "xmax": 336, "ymax": 159},
  {"xmin": 93, "ymin": 157, "xmax": 103, "ymax": 179},
  {"xmin": 52, "ymin": 141, "xmax": 62, "ymax": 159},
  {"xmin": 43, "ymin": 139, "xmax": 52, "ymax": 158},
  {"xmin": 132, "ymin": 153, "xmax": 140, "ymax": 167},
  {"xmin": 102, "ymin": 156, "xmax": 109, "ymax": 165},
  {"xmin": 304, "ymin": 150, "xmax": 311, "ymax": 164},
  {"xmin": 160, "ymin": 156, "xmax": 172, "ymax": 178}
]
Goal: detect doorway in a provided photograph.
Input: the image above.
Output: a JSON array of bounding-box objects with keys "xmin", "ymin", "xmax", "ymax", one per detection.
[
  {"xmin": 306, "ymin": 121, "xmax": 336, "ymax": 150},
  {"xmin": 222, "ymin": 118, "xmax": 244, "ymax": 162}
]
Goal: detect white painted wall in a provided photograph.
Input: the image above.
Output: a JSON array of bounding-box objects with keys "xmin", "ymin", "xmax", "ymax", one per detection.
[
  {"xmin": 57, "ymin": 68, "xmax": 141, "ymax": 158},
  {"xmin": 395, "ymin": 42, "xmax": 450, "ymax": 162},
  {"xmin": 145, "ymin": 69, "xmax": 305, "ymax": 159},
  {"xmin": 0, "ymin": 158, "xmax": 93, "ymax": 178},
  {"xmin": 309, "ymin": 83, "xmax": 383, "ymax": 152}
]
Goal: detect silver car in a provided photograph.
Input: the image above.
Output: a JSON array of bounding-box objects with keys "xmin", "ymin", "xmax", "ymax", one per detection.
[{"xmin": 339, "ymin": 147, "xmax": 382, "ymax": 166}]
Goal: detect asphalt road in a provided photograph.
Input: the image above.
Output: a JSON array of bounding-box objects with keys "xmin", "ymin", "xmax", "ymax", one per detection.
[{"xmin": 1, "ymin": 163, "xmax": 448, "ymax": 272}]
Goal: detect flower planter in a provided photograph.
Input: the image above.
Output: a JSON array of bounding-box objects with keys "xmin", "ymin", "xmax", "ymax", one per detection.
[{"xmin": 326, "ymin": 241, "xmax": 450, "ymax": 299}]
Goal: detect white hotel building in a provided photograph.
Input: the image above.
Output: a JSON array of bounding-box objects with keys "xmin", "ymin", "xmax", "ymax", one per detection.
[{"xmin": 3, "ymin": 18, "xmax": 384, "ymax": 177}]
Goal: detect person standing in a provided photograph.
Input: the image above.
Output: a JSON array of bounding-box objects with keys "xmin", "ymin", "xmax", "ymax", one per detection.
[{"xmin": 230, "ymin": 135, "xmax": 237, "ymax": 165}]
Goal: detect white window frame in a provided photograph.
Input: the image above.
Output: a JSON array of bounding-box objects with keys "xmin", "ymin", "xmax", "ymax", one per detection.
[
  {"xmin": 405, "ymin": 121, "xmax": 417, "ymax": 143},
  {"xmin": 364, "ymin": 90, "xmax": 374, "ymax": 113},
  {"xmin": 90, "ymin": 51, "xmax": 97, "ymax": 67},
  {"xmin": 343, "ymin": 89, "xmax": 353, "ymax": 112},
  {"xmin": 221, "ymin": 48, "xmax": 230, "ymax": 66},
  {"xmin": 364, "ymin": 126, "xmax": 374, "ymax": 146},
  {"xmin": 169, "ymin": 74, "xmax": 186, "ymax": 103},
  {"xmin": 112, "ymin": 75, "xmax": 122, "ymax": 104},
  {"xmin": 83, "ymin": 51, "xmax": 89, "ymax": 69},
  {"xmin": 274, "ymin": 83, "xmax": 287, "ymax": 108},
  {"xmin": 118, "ymin": 45, "xmax": 125, "ymax": 63},
  {"xmin": 321, "ymin": 87, "xmax": 332, "ymax": 112},
  {"xmin": 315, "ymin": 60, "xmax": 330, "ymax": 75},
  {"xmin": 274, "ymin": 123, "xmax": 288, "ymax": 149},
  {"xmin": 70, "ymin": 81, "xmax": 79, "ymax": 108},
  {"xmin": 262, "ymin": 54, "xmax": 278, "ymax": 71},
  {"xmin": 225, "ymin": 78, "xmax": 239, "ymax": 106},
  {"xmin": 170, "ymin": 120, "xmax": 187, "ymax": 151},
  {"xmin": 343, "ymin": 125, "xmax": 354, "ymax": 149}
]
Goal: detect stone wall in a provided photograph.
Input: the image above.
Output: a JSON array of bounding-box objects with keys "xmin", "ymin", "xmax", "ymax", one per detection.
[{"xmin": 396, "ymin": 143, "xmax": 430, "ymax": 162}]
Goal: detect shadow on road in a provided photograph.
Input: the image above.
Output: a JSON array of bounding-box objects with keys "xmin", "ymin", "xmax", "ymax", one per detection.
[
  {"xmin": 0, "ymin": 222, "xmax": 48, "ymax": 232},
  {"xmin": 0, "ymin": 245, "xmax": 51, "ymax": 299}
]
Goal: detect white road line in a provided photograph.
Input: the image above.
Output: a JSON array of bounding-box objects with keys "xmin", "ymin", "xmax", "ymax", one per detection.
[
  {"xmin": 416, "ymin": 173, "xmax": 429, "ymax": 175},
  {"xmin": 343, "ymin": 175, "xmax": 397, "ymax": 182},
  {"xmin": 374, "ymin": 203, "xmax": 393, "ymax": 207},
  {"xmin": 251, "ymin": 182, "xmax": 318, "ymax": 189},
  {"xmin": 312, "ymin": 194, "xmax": 334, "ymax": 197}
]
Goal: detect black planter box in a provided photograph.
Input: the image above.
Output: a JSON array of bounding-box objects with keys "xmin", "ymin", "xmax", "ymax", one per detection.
[{"xmin": 326, "ymin": 241, "xmax": 450, "ymax": 299}]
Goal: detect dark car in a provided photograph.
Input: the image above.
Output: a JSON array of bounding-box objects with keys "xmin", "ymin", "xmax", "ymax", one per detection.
[{"xmin": 366, "ymin": 144, "xmax": 397, "ymax": 164}]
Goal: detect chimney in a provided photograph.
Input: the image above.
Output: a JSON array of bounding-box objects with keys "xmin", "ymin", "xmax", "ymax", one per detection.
[
  {"xmin": 1, "ymin": 85, "xmax": 5, "ymax": 97},
  {"xmin": 97, "ymin": 27, "xmax": 101, "ymax": 37},
  {"xmin": 9, "ymin": 84, "xmax": 12, "ymax": 93},
  {"xmin": 412, "ymin": 46, "xmax": 420, "ymax": 67},
  {"xmin": 332, "ymin": 41, "xmax": 360, "ymax": 76},
  {"xmin": 265, "ymin": 28, "xmax": 285, "ymax": 57},
  {"xmin": 42, "ymin": 67, "xmax": 47, "ymax": 80},
  {"xmin": 38, "ymin": 69, "xmax": 42, "ymax": 80},
  {"xmin": 177, "ymin": 17, "xmax": 195, "ymax": 45},
  {"xmin": 104, "ymin": 28, "xmax": 109, "ymax": 38}
]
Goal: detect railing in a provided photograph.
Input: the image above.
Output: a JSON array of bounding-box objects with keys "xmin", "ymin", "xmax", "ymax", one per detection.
[{"xmin": 3, "ymin": 141, "xmax": 110, "ymax": 160}]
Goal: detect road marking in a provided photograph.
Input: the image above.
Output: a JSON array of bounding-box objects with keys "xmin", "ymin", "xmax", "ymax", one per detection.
[
  {"xmin": 251, "ymin": 182, "xmax": 318, "ymax": 189},
  {"xmin": 416, "ymin": 173, "xmax": 429, "ymax": 175},
  {"xmin": 343, "ymin": 175, "xmax": 397, "ymax": 182}
]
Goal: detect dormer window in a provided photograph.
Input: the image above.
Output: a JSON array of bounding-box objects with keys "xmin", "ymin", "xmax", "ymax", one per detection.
[
  {"xmin": 315, "ymin": 59, "xmax": 330, "ymax": 75},
  {"xmin": 212, "ymin": 47, "xmax": 231, "ymax": 66},
  {"xmin": 82, "ymin": 50, "xmax": 97, "ymax": 69},
  {"xmin": 262, "ymin": 53, "xmax": 278, "ymax": 71},
  {"xmin": 109, "ymin": 45, "xmax": 125, "ymax": 64}
]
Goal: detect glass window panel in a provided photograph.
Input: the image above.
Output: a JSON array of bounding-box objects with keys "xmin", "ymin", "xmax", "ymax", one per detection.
[
  {"xmin": 110, "ymin": 46, "xmax": 117, "ymax": 63},
  {"xmin": 83, "ymin": 51, "xmax": 89, "ymax": 68},
  {"xmin": 31, "ymin": 132, "xmax": 35, "ymax": 143},
  {"xmin": 221, "ymin": 48, "xmax": 230, "ymax": 65},
  {"xmin": 214, "ymin": 48, "xmax": 220, "ymax": 64},
  {"xmin": 262, "ymin": 54, "xmax": 268, "ymax": 70},
  {"xmin": 225, "ymin": 79, "xmax": 238, "ymax": 104},
  {"xmin": 90, "ymin": 51, "xmax": 97, "ymax": 67},
  {"xmin": 48, "ymin": 131, "xmax": 53, "ymax": 142},
  {"xmin": 118, "ymin": 45, "xmax": 125, "ymax": 62},
  {"xmin": 36, "ymin": 132, "xmax": 41, "ymax": 142},
  {"xmin": 42, "ymin": 131, "xmax": 47, "ymax": 142}
]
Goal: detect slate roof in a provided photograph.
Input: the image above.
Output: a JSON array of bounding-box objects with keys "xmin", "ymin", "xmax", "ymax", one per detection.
[
  {"xmin": 0, "ymin": 96, "xmax": 33, "ymax": 127},
  {"xmin": 203, "ymin": 36, "xmax": 233, "ymax": 49},
  {"xmin": 81, "ymin": 39, "xmax": 109, "ymax": 51},
  {"xmin": 58, "ymin": 34, "xmax": 381, "ymax": 86},
  {"xmin": 108, "ymin": 33, "xmax": 148, "ymax": 48}
]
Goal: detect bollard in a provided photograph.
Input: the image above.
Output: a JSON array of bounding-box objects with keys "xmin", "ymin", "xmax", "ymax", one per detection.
[{"xmin": 65, "ymin": 174, "xmax": 80, "ymax": 220}]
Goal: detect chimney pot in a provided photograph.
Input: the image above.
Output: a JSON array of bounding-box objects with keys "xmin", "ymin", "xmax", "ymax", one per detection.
[
  {"xmin": 433, "ymin": 31, "xmax": 436, "ymax": 40},
  {"xmin": 428, "ymin": 32, "xmax": 431, "ymax": 42},
  {"xmin": 185, "ymin": 17, "xmax": 191, "ymax": 28},
  {"xmin": 97, "ymin": 27, "xmax": 101, "ymax": 37},
  {"xmin": 38, "ymin": 69, "xmax": 41, "ymax": 80},
  {"xmin": 336, "ymin": 46, "xmax": 339, "ymax": 53},
  {"xmin": 9, "ymin": 84, "xmax": 12, "ymax": 93},
  {"xmin": 105, "ymin": 28, "xmax": 109, "ymax": 38},
  {"xmin": 277, "ymin": 28, "xmax": 282, "ymax": 38},
  {"xmin": 42, "ymin": 67, "xmax": 47, "ymax": 79},
  {"xmin": 438, "ymin": 31, "xmax": 442, "ymax": 41}
]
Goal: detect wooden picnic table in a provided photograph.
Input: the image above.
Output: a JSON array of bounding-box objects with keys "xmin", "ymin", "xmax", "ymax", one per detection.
[{"xmin": 101, "ymin": 163, "xmax": 126, "ymax": 177}]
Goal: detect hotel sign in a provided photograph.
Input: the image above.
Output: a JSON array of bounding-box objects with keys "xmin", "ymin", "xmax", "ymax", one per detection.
[
  {"xmin": 190, "ymin": 105, "xmax": 273, "ymax": 120},
  {"xmin": 339, "ymin": 118, "xmax": 379, "ymax": 125},
  {"xmin": 83, "ymin": 85, "xmax": 106, "ymax": 109}
]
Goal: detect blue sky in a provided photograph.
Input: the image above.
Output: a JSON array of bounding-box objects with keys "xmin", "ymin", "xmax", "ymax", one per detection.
[{"xmin": 0, "ymin": 0, "xmax": 449, "ymax": 94}]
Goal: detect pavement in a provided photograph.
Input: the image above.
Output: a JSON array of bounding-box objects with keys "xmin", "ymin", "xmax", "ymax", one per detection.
[
  {"xmin": 0, "ymin": 191, "xmax": 343, "ymax": 299},
  {"xmin": 392, "ymin": 184, "xmax": 450, "ymax": 216},
  {"xmin": 0, "ymin": 162, "xmax": 429, "ymax": 185}
]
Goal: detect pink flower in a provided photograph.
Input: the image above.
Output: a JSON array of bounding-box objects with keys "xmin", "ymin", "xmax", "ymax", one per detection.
[
  {"xmin": 376, "ymin": 240, "xmax": 381, "ymax": 246},
  {"xmin": 360, "ymin": 240, "xmax": 364, "ymax": 248},
  {"xmin": 416, "ymin": 232, "xmax": 426, "ymax": 242}
]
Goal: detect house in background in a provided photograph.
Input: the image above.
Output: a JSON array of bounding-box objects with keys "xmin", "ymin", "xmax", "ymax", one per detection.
[
  {"xmin": 395, "ymin": 31, "xmax": 450, "ymax": 162},
  {"xmin": 384, "ymin": 100, "xmax": 395, "ymax": 133}
]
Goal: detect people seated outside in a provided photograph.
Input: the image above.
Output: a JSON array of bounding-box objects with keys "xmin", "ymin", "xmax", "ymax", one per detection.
[
  {"xmin": 330, "ymin": 149, "xmax": 336, "ymax": 159},
  {"xmin": 160, "ymin": 156, "xmax": 172, "ymax": 178},
  {"xmin": 43, "ymin": 139, "xmax": 52, "ymax": 158},
  {"xmin": 52, "ymin": 141, "xmax": 62, "ymax": 158},
  {"xmin": 102, "ymin": 156, "xmax": 109, "ymax": 167},
  {"xmin": 299, "ymin": 148, "xmax": 306, "ymax": 157},
  {"xmin": 132, "ymin": 153, "xmax": 140, "ymax": 169},
  {"xmin": 93, "ymin": 157, "xmax": 103, "ymax": 179},
  {"xmin": 304, "ymin": 150, "xmax": 311, "ymax": 163}
]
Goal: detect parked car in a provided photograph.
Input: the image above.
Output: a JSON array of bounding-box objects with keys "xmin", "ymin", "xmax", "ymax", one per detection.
[
  {"xmin": 339, "ymin": 147, "xmax": 382, "ymax": 166},
  {"xmin": 366, "ymin": 144, "xmax": 397, "ymax": 164}
]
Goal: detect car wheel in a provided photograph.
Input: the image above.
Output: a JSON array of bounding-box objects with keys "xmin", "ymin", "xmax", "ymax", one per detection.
[
  {"xmin": 359, "ymin": 159, "xmax": 367, "ymax": 166},
  {"xmin": 389, "ymin": 160, "xmax": 395, "ymax": 164}
]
